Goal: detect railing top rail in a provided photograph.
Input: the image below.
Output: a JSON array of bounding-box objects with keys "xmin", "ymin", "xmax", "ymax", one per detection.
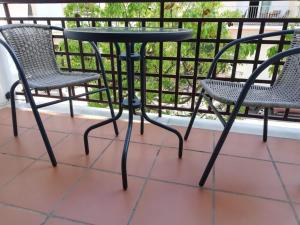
[
  {"xmin": 1, "ymin": 0, "xmax": 300, "ymax": 3},
  {"xmin": 2, "ymin": 16, "xmax": 300, "ymax": 23}
]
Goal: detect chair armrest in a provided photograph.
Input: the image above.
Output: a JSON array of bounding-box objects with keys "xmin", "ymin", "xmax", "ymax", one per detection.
[
  {"xmin": 206, "ymin": 29, "xmax": 294, "ymax": 79},
  {"xmin": 50, "ymin": 26, "xmax": 64, "ymax": 32}
]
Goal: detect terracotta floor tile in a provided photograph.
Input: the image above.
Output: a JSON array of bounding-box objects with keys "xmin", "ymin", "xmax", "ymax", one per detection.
[
  {"xmin": 130, "ymin": 180, "xmax": 212, "ymax": 225},
  {"xmin": 151, "ymin": 147, "xmax": 212, "ymax": 187},
  {"xmin": 42, "ymin": 134, "xmax": 111, "ymax": 167},
  {"xmin": 93, "ymin": 140, "xmax": 159, "ymax": 177},
  {"xmin": 78, "ymin": 118, "xmax": 127, "ymax": 139},
  {"xmin": 0, "ymin": 107, "xmax": 12, "ymax": 122},
  {"xmin": 215, "ymin": 192, "xmax": 297, "ymax": 225},
  {"xmin": 163, "ymin": 126, "xmax": 214, "ymax": 152},
  {"xmin": 40, "ymin": 114, "xmax": 87, "ymax": 133},
  {"xmin": 0, "ymin": 204, "xmax": 46, "ymax": 225},
  {"xmin": 118, "ymin": 122, "xmax": 169, "ymax": 145},
  {"xmin": 215, "ymin": 155, "xmax": 286, "ymax": 200},
  {"xmin": 54, "ymin": 170, "xmax": 143, "ymax": 225},
  {"xmin": 268, "ymin": 137, "xmax": 300, "ymax": 164},
  {"xmin": 0, "ymin": 108, "xmax": 50, "ymax": 128},
  {"xmin": 0, "ymin": 129, "xmax": 67, "ymax": 158},
  {"xmin": 215, "ymin": 132, "xmax": 270, "ymax": 160},
  {"xmin": 0, "ymin": 161, "xmax": 84, "ymax": 212},
  {"xmin": 0, "ymin": 125, "xmax": 27, "ymax": 147},
  {"xmin": 277, "ymin": 163, "xmax": 300, "ymax": 203},
  {"xmin": 45, "ymin": 217, "xmax": 85, "ymax": 225},
  {"xmin": 0, "ymin": 154, "xmax": 33, "ymax": 187},
  {"xmin": 292, "ymin": 203, "xmax": 300, "ymax": 221}
]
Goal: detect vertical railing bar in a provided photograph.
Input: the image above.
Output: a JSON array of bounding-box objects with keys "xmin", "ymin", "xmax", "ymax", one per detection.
[
  {"xmin": 157, "ymin": 0, "xmax": 165, "ymax": 117},
  {"xmin": 246, "ymin": 21, "xmax": 265, "ymax": 117},
  {"xmin": 230, "ymin": 21, "xmax": 243, "ymax": 81},
  {"xmin": 283, "ymin": 108, "xmax": 290, "ymax": 120},
  {"xmin": 271, "ymin": 21, "xmax": 289, "ymax": 85},
  {"xmin": 3, "ymin": 3, "xmax": 11, "ymax": 24},
  {"xmin": 230, "ymin": 21, "xmax": 246, "ymax": 116},
  {"xmin": 91, "ymin": 20, "xmax": 98, "ymax": 102},
  {"xmin": 213, "ymin": 21, "xmax": 228, "ymax": 114},
  {"xmin": 212, "ymin": 21, "xmax": 222, "ymax": 79},
  {"xmin": 61, "ymin": 20, "xmax": 72, "ymax": 71},
  {"xmin": 76, "ymin": 20, "xmax": 86, "ymax": 71},
  {"xmin": 48, "ymin": 16, "xmax": 53, "ymax": 100},
  {"xmin": 252, "ymin": 21, "xmax": 265, "ymax": 72},
  {"xmin": 191, "ymin": 21, "xmax": 201, "ymax": 111},
  {"xmin": 108, "ymin": 20, "xmax": 117, "ymax": 103},
  {"xmin": 272, "ymin": 22, "xmax": 289, "ymax": 120},
  {"xmin": 75, "ymin": 19, "xmax": 89, "ymax": 101},
  {"xmin": 61, "ymin": 20, "xmax": 72, "ymax": 100},
  {"xmin": 58, "ymin": 88, "xmax": 63, "ymax": 99},
  {"xmin": 174, "ymin": 21, "xmax": 182, "ymax": 108}
]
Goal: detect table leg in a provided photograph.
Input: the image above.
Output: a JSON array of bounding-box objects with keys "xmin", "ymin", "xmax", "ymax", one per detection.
[
  {"xmin": 121, "ymin": 42, "xmax": 135, "ymax": 190},
  {"xmin": 139, "ymin": 42, "xmax": 183, "ymax": 158},
  {"xmin": 83, "ymin": 42, "xmax": 124, "ymax": 155}
]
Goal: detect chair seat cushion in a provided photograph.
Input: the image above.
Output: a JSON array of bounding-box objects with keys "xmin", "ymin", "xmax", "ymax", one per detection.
[
  {"xmin": 27, "ymin": 71, "xmax": 100, "ymax": 89},
  {"xmin": 201, "ymin": 79, "xmax": 300, "ymax": 108}
]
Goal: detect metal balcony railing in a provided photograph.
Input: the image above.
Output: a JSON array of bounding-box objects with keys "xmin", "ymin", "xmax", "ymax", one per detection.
[{"xmin": 1, "ymin": 0, "xmax": 300, "ymax": 122}]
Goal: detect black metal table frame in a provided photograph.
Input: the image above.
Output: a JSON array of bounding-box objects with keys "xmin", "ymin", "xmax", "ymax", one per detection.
[{"xmin": 83, "ymin": 41, "xmax": 183, "ymax": 190}]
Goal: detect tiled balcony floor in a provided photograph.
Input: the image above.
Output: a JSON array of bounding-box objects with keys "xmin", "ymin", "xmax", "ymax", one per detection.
[{"xmin": 0, "ymin": 107, "xmax": 299, "ymax": 225}]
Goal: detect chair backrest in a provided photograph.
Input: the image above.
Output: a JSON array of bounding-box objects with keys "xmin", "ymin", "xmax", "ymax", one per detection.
[
  {"xmin": 272, "ymin": 29, "xmax": 300, "ymax": 99},
  {"xmin": 0, "ymin": 24, "xmax": 60, "ymax": 80}
]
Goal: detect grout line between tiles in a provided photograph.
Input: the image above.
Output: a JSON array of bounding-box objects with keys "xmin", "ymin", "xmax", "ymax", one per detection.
[
  {"xmin": 0, "ymin": 201, "xmax": 48, "ymax": 216},
  {"xmin": 126, "ymin": 142, "xmax": 162, "ymax": 225},
  {"xmin": 266, "ymin": 143, "xmax": 300, "ymax": 225},
  {"xmin": 0, "ymin": 128, "xmax": 73, "ymax": 192},
  {"xmin": 211, "ymin": 131, "xmax": 216, "ymax": 225},
  {"xmin": 41, "ymin": 135, "xmax": 116, "ymax": 225},
  {"xmin": 2, "ymin": 109, "xmax": 300, "ymax": 225},
  {"xmin": 0, "ymin": 122, "xmax": 97, "ymax": 225}
]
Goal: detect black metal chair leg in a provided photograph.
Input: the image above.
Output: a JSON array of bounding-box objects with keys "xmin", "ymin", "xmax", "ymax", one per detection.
[
  {"xmin": 199, "ymin": 104, "xmax": 241, "ymax": 187},
  {"xmin": 28, "ymin": 93, "xmax": 57, "ymax": 166},
  {"xmin": 184, "ymin": 89, "xmax": 205, "ymax": 140},
  {"xmin": 10, "ymin": 81, "xmax": 19, "ymax": 137},
  {"xmin": 199, "ymin": 120, "xmax": 234, "ymax": 186},
  {"xmin": 68, "ymin": 87, "xmax": 74, "ymax": 118},
  {"xmin": 140, "ymin": 116, "xmax": 144, "ymax": 135},
  {"xmin": 263, "ymin": 108, "xmax": 268, "ymax": 142}
]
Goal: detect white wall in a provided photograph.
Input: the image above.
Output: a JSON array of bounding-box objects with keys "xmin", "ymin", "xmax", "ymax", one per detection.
[
  {"xmin": 33, "ymin": 4, "xmax": 64, "ymax": 17},
  {"xmin": 0, "ymin": 37, "xmax": 18, "ymax": 105}
]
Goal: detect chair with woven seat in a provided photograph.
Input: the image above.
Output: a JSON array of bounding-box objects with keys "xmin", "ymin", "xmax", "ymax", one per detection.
[
  {"xmin": 0, "ymin": 24, "xmax": 118, "ymax": 166},
  {"xmin": 184, "ymin": 29, "xmax": 300, "ymax": 186}
]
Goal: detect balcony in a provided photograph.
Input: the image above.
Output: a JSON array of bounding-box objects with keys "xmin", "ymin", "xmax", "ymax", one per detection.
[
  {"xmin": 0, "ymin": 1, "xmax": 300, "ymax": 225},
  {"xmin": 0, "ymin": 106, "xmax": 299, "ymax": 225}
]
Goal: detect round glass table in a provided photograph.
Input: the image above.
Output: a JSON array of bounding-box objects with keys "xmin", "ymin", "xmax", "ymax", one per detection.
[{"xmin": 64, "ymin": 27, "xmax": 193, "ymax": 190}]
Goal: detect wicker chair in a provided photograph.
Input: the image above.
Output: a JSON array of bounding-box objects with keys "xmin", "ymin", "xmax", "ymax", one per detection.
[
  {"xmin": 184, "ymin": 29, "xmax": 300, "ymax": 186},
  {"xmin": 0, "ymin": 24, "xmax": 118, "ymax": 166}
]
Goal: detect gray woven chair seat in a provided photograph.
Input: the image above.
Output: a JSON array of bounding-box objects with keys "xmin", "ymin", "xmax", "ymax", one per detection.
[
  {"xmin": 27, "ymin": 71, "xmax": 100, "ymax": 89},
  {"xmin": 0, "ymin": 24, "xmax": 100, "ymax": 90},
  {"xmin": 201, "ymin": 30, "xmax": 300, "ymax": 110},
  {"xmin": 201, "ymin": 79, "xmax": 300, "ymax": 109}
]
